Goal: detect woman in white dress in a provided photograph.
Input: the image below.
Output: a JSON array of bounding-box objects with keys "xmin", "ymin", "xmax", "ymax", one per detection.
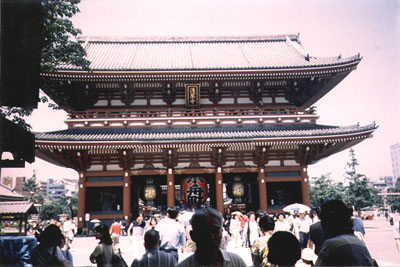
[
  {"xmin": 128, "ymin": 214, "xmax": 145, "ymax": 259},
  {"xmin": 243, "ymin": 211, "xmax": 259, "ymax": 247},
  {"xmin": 274, "ymin": 212, "xmax": 291, "ymax": 232},
  {"xmin": 229, "ymin": 213, "xmax": 242, "ymax": 248}
]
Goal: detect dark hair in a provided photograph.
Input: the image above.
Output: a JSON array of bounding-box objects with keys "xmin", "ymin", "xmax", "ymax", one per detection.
[
  {"xmin": 149, "ymin": 216, "xmax": 157, "ymax": 224},
  {"xmin": 144, "ymin": 229, "xmax": 160, "ymax": 248},
  {"xmin": 258, "ymin": 215, "xmax": 275, "ymax": 232},
  {"xmin": 320, "ymin": 200, "xmax": 353, "ymax": 237},
  {"xmin": 37, "ymin": 224, "xmax": 64, "ymax": 248},
  {"xmin": 268, "ymin": 231, "xmax": 301, "ymax": 266},
  {"xmin": 248, "ymin": 211, "xmax": 255, "ymax": 217},
  {"xmin": 167, "ymin": 206, "xmax": 178, "ymax": 219},
  {"xmin": 190, "ymin": 207, "xmax": 223, "ymax": 232},
  {"xmin": 276, "ymin": 212, "xmax": 285, "ymax": 219},
  {"xmin": 94, "ymin": 224, "xmax": 113, "ymax": 245}
]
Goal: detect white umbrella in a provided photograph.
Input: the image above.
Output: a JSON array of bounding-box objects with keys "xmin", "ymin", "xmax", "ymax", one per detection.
[
  {"xmin": 282, "ymin": 203, "xmax": 311, "ymax": 214},
  {"xmin": 90, "ymin": 219, "xmax": 101, "ymax": 223},
  {"xmin": 178, "ymin": 211, "xmax": 195, "ymax": 225}
]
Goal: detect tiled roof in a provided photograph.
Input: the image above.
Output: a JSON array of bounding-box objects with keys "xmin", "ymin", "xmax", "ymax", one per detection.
[
  {"xmin": 0, "ymin": 201, "xmax": 37, "ymax": 215},
  {"xmin": 35, "ymin": 123, "xmax": 376, "ymax": 142},
  {"xmin": 58, "ymin": 35, "xmax": 360, "ymax": 71},
  {"xmin": 0, "ymin": 184, "xmax": 25, "ymax": 200}
]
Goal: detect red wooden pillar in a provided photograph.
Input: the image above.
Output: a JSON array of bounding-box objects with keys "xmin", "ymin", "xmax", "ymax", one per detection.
[
  {"xmin": 301, "ymin": 166, "xmax": 311, "ymax": 206},
  {"xmin": 215, "ymin": 167, "xmax": 224, "ymax": 216},
  {"xmin": 167, "ymin": 168, "xmax": 175, "ymax": 207},
  {"xmin": 77, "ymin": 171, "xmax": 86, "ymax": 229},
  {"xmin": 123, "ymin": 171, "xmax": 131, "ymax": 222},
  {"xmin": 258, "ymin": 167, "xmax": 267, "ymax": 212}
]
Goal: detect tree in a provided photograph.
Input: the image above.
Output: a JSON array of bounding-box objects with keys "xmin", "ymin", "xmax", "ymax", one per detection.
[
  {"xmin": 387, "ymin": 178, "xmax": 400, "ymax": 211},
  {"xmin": 22, "ymin": 173, "xmax": 44, "ymax": 204},
  {"xmin": 309, "ymin": 174, "xmax": 345, "ymax": 209},
  {"xmin": 0, "ymin": 0, "xmax": 90, "ymax": 130},
  {"xmin": 40, "ymin": 199, "xmax": 64, "ymax": 220},
  {"xmin": 57, "ymin": 194, "xmax": 78, "ymax": 217},
  {"xmin": 344, "ymin": 148, "xmax": 378, "ymax": 212}
]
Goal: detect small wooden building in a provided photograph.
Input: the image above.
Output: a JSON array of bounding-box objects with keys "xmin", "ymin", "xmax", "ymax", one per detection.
[
  {"xmin": 35, "ymin": 34, "xmax": 376, "ymax": 230},
  {"xmin": 0, "ymin": 201, "xmax": 37, "ymax": 236}
]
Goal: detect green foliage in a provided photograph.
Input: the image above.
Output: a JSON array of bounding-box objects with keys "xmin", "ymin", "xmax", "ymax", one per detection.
[
  {"xmin": 309, "ymin": 174, "xmax": 345, "ymax": 209},
  {"xmin": 68, "ymin": 194, "xmax": 78, "ymax": 217},
  {"xmin": 310, "ymin": 149, "xmax": 380, "ymax": 211},
  {"xmin": 22, "ymin": 175, "xmax": 45, "ymax": 204},
  {"xmin": 387, "ymin": 178, "xmax": 400, "ymax": 211},
  {"xmin": 343, "ymin": 149, "xmax": 378, "ymax": 211},
  {"xmin": 40, "ymin": 199, "xmax": 64, "ymax": 220},
  {"xmin": 1, "ymin": 0, "xmax": 90, "ymax": 128},
  {"xmin": 57, "ymin": 194, "xmax": 78, "ymax": 217},
  {"xmin": 41, "ymin": 0, "xmax": 90, "ymax": 72}
]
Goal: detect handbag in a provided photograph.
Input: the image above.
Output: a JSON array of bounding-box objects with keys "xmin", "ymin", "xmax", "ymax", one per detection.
[{"xmin": 111, "ymin": 252, "xmax": 128, "ymax": 267}]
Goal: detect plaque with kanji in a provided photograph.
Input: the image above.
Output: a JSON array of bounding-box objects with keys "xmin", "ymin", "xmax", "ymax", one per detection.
[{"xmin": 185, "ymin": 84, "xmax": 200, "ymax": 108}]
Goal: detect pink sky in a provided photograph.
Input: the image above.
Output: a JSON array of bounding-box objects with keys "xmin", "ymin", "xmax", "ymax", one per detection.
[{"xmin": 2, "ymin": 0, "xmax": 399, "ymax": 182}]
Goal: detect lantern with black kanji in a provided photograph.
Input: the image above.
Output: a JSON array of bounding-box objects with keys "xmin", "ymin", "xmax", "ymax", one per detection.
[
  {"xmin": 227, "ymin": 176, "xmax": 247, "ymax": 204},
  {"xmin": 181, "ymin": 176, "xmax": 208, "ymax": 207},
  {"xmin": 140, "ymin": 178, "xmax": 160, "ymax": 206}
]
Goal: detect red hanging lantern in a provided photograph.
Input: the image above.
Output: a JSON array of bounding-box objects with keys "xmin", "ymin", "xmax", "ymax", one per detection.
[{"xmin": 181, "ymin": 177, "xmax": 208, "ymax": 207}]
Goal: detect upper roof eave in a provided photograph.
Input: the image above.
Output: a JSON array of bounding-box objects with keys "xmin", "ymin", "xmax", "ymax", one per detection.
[
  {"xmin": 49, "ymin": 34, "xmax": 362, "ymax": 74},
  {"xmin": 42, "ymin": 58, "xmax": 361, "ymax": 78},
  {"xmin": 77, "ymin": 34, "xmax": 301, "ymax": 43},
  {"xmin": 34, "ymin": 123, "xmax": 377, "ymax": 144}
]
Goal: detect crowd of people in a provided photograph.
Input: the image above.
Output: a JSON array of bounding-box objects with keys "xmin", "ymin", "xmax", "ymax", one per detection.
[{"xmin": 30, "ymin": 200, "xmax": 397, "ymax": 266}]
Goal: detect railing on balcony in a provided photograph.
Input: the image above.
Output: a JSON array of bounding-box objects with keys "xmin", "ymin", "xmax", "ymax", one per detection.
[
  {"xmin": 68, "ymin": 107, "xmax": 316, "ymax": 120},
  {"xmin": 66, "ymin": 107, "xmax": 318, "ymax": 128}
]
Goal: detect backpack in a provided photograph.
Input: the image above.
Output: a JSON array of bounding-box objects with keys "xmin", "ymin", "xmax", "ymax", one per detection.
[{"xmin": 111, "ymin": 251, "xmax": 128, "ymax": 267}]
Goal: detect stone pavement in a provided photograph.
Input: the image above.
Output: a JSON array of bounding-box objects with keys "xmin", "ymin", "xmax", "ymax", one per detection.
[
  {"xmin": 363, "ymin": 215, "xmax": 400, "ymax": 266},
  {"xmin": 70, "ymin": 215, "xmax": 400, "ymax": 266}
]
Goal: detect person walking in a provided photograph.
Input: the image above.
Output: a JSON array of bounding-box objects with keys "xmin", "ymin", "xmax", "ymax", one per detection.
[
  {"xmin": 243, "ymin": 211, "xmax": 259, "ymax": 247},
  {"xmin": 128, "ymin": 214, "xmax": 146, "ymax": 260},
  {"xmin": 144, "ymin": 216, "xmax": 158, "ymax": 233},
  {"xmin": 293, "ymin": 209, "xmax": 312, "ymax": 249},
  {"xmin": 229, "ymin": 213, "xmax": 242, "ymax": 248},
  {"xmin": 177, "ymin": 207, "xmax": 247, "ymax": 267},
  {"xmin": 394, "ymin": 219, "xmax": 400, "ymax": 254},
  {"xmin": 109, "ymin": 219, "xmax": 122, "ymax": 253},
  {"xmin": 251, "ymin": 215, "xmax": 275, "ymax": 267},
  {"xmin": 274, "ymin": 212, "xmax": 291, "ymax": 232},
  {"xmin": 90, "ymin": 224, "xmax": 113, "ymax": 267},
  {"xmin": 155, "ymin": 206, "xmax": 186, "ymax": 262},
  {"xmin": 315, "ymin": 200, "xmax": 373, "ymax": 266},
  {"xmin": 62, "ymin": 217, "xmax": 75, "ymax": 251},
  {"xmin": 131, "ymin": 229, "xmax": 177, "ymax": 267}
]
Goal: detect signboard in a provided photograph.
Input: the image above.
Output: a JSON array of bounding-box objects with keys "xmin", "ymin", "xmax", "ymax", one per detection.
[{"xmin": 185, "ymin": 84, "xmax": 200, "ymax": 108}]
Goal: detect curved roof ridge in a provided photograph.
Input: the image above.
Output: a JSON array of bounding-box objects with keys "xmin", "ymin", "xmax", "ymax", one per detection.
[{"xmin": 77, "ymin": 34, "xmax": 300, "ymax": 43}]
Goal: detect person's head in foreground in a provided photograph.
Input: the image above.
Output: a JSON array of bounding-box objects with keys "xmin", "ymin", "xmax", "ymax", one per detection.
[
  {"xmin": 258, "ymin": 214, "xmax": 275, "ymax": 234},
  {"xmin": 189, "ymin": 207, "xmax": 223, "ymax": 251},
  {"xmin": 144, "ymin": 229, "xmax": 160, "ymax": 250},
  {"xmin": 319, "ymin": 199, "xmax": 353, "ymax": 238},
  {"xmin": 268, "ymin": 231, "xmax": 301, "ymax": 266},
  {"xmin": 37, "ymin": 224, "xmax": 64, "ymax": 248}
]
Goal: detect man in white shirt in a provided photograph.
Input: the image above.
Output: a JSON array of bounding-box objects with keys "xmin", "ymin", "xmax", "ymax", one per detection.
[
  {"xmin": 155, "ymin": 206, "xmax": 186, "ymax": 262},
  {"xmin": 62, "ymin": 217, "xmax": 75, "ymax": 250},
  {"xmin": 394, "ymin": 220, "xmax": 400, "ymax": 254},
  {"xmin": 293, "ymin": 210, "xmax": 312, "ymax": 249}
]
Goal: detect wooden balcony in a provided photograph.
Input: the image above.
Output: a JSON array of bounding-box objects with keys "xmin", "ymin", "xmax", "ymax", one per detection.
[{"xmin": 66, "ymin": 107, "xmax": 318, "ymax": 128}]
